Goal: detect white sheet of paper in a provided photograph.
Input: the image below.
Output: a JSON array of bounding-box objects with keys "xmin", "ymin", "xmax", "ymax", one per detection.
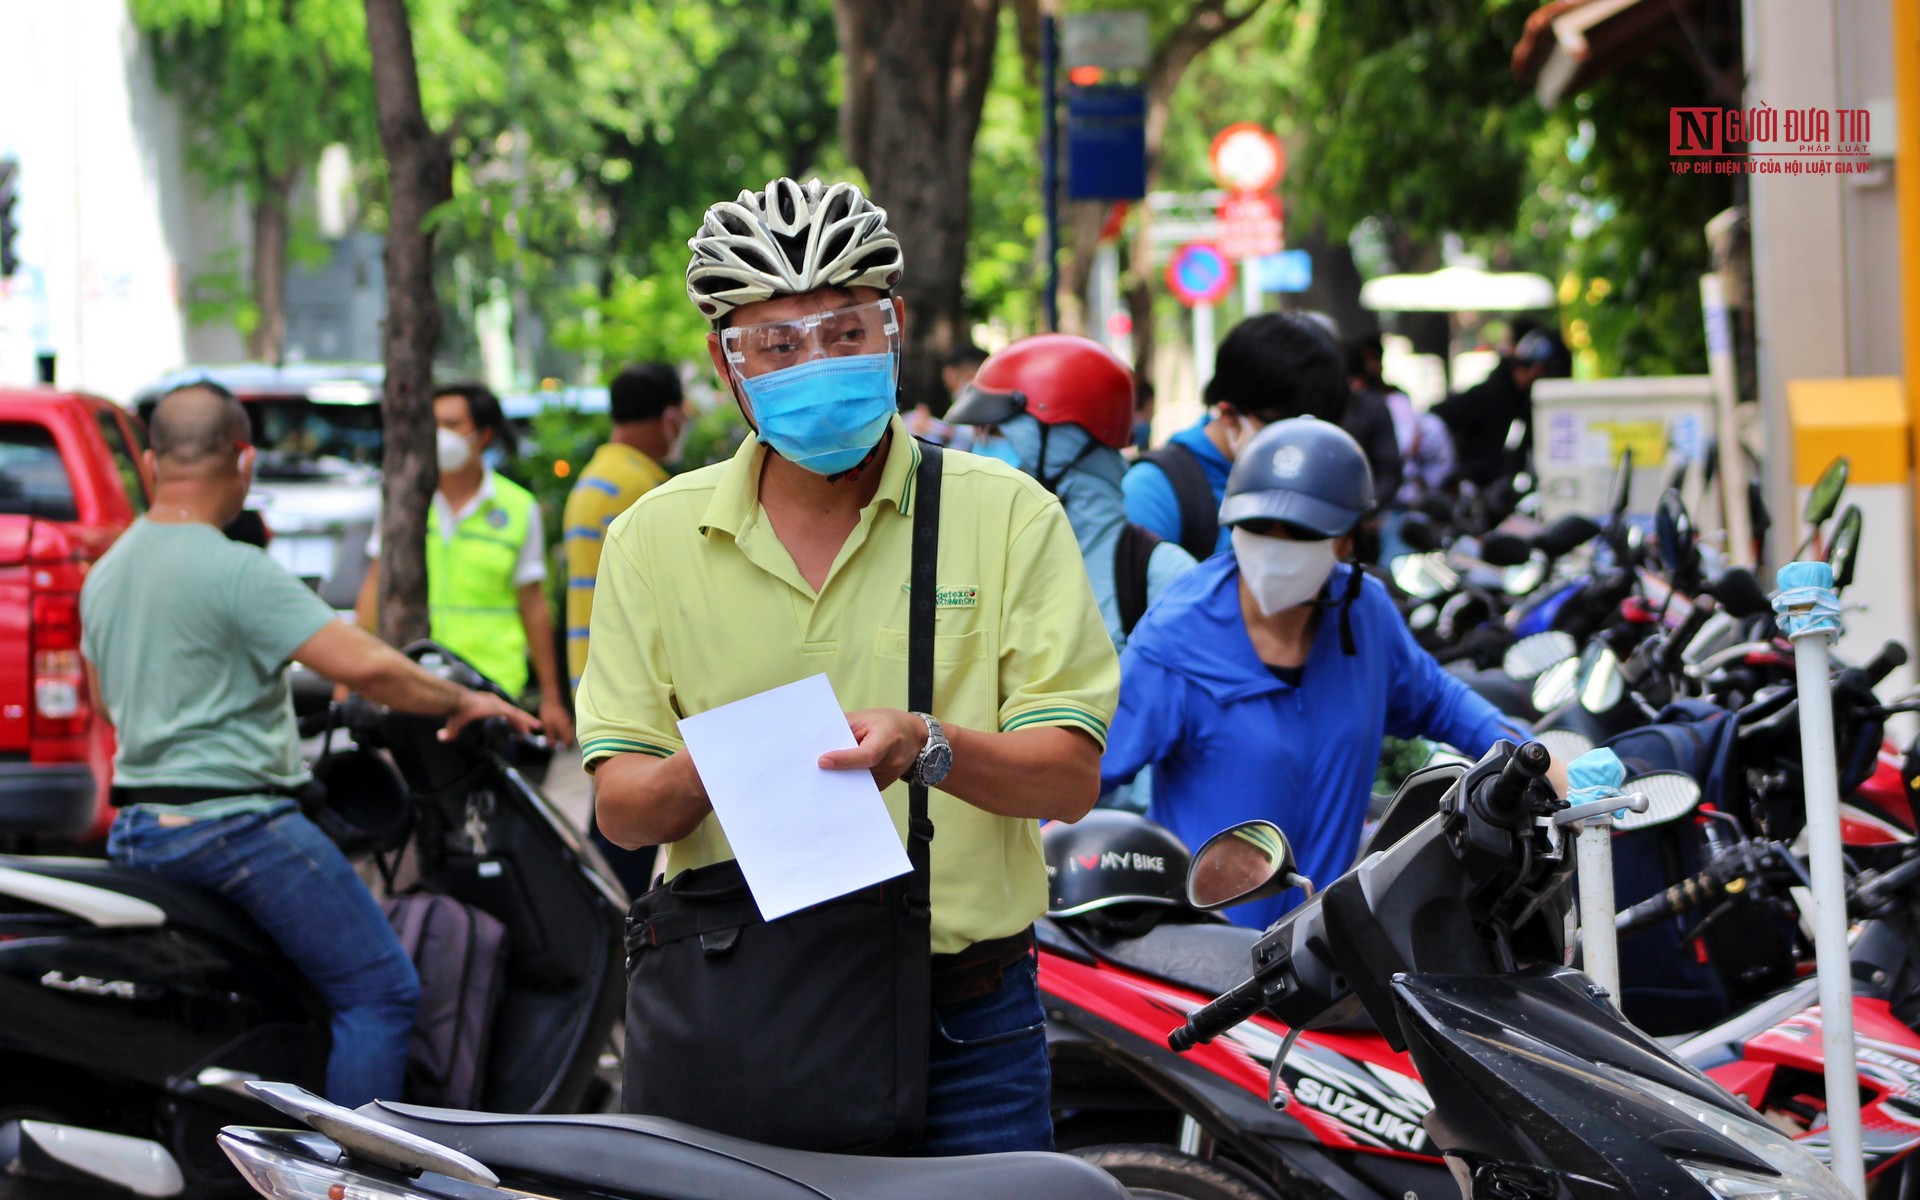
[{"xmin": 676, "ymin": 673, "xmax": 911, "ymax": 920}]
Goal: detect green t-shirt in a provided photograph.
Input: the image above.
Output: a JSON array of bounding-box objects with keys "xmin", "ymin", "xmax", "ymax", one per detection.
[{"xmin": 81, "ymin": 519, "xmax": 337, "ymax": 801}]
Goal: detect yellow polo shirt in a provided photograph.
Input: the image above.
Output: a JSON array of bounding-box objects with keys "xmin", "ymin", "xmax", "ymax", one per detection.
[
  {"xmin": 576, "ymin": 416, "xmax": 1118, "ymax": 953},
  {"xmin": 563, "ymin": 442, "xmax": 670, "ymax": 688}
]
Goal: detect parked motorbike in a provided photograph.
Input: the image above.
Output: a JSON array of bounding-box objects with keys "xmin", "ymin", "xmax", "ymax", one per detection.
[
  {"xmin": 1169, "ymin": 740, "xmax": 1855, "ymax": 1199},
  {"xmin": 0, "ymin": 643, "xmax": 626, "ymax": 1198}
]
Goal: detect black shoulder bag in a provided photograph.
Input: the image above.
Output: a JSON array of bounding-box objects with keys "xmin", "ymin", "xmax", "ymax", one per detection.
[{"xmin": 621, "ymin": 443, "xmax": 941, "ymax": 1154}]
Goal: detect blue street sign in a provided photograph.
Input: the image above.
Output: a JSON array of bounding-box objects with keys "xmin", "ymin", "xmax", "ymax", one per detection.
[
  {"xmin": 1066, "ymin": 84, "xmax": 1147, "ymax": 201},
  {"xmin": 1166, "ymin": 243, "xmax": 1233, "ymax": 307},
  {"xmin": 1250, "ymin": 249, "xmax": 1313, "ymax": 293}
]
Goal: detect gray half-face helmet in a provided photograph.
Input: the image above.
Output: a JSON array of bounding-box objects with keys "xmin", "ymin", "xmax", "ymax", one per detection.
[{"xmin": 1218, "ymin": 417, "xmax": 1374, "ymax": 537}]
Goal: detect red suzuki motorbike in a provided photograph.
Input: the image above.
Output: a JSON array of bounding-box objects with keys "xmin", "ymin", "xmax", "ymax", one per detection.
[{"xmin": 1042, "ymin": 772, "xmax": 1920, "ymax": 1198}]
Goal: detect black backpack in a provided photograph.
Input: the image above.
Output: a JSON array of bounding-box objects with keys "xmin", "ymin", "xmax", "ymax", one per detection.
[
  {"xmin": 382, "ymin": 893, "xmax": 510, "ymax": 1108},
  {"xmin": 1113, "ymin": 523, "xmax": 1163, "ymax": 637},
  {"xmin": 1138, "ymin": 445, "xmax": 1217, "ymax": 561}
]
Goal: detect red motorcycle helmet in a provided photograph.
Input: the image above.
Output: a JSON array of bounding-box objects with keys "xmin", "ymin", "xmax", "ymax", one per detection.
[{"xmin": 946, "ymin": 334, "xmax": 1135, "ymax": 449}]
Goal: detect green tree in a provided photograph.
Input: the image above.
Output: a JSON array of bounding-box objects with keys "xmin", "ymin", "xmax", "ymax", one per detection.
[{"xmin": 131, "ymin": 0, "xmax": 377, "ymax": 362}]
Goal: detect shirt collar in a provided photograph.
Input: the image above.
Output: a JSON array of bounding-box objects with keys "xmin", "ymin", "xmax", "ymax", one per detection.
[
  {"xmin": 698, "ymin": 415, "xmax": 920, "ymax": 538},
  {"xmin": 436, "ymin": 469, "xmax": 498, "ymax": 529}
]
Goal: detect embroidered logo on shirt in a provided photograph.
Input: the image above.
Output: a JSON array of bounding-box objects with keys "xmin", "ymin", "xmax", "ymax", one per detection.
[
  {"xmin": 901, "ymin": 584, "xmax": 980, "ymax": 608},
  {"xmin": 486, "ymin": 507, "xmax": 510, "ymax": 529}
]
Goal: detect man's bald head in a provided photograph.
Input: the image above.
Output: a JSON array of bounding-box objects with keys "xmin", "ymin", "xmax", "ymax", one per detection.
[{"xmin": 151, "ymin": 383, "xmax": 250, "ymax": 476}]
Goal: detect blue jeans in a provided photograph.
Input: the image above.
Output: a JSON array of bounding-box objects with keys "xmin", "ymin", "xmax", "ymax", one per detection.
[
  {"xmin": 919, "ymin": 953, "xmax": 1053, "ymax": 1156},
  {"xmin": 107, "ymin": 802, "xmax": 420, "ymax": 1108}
]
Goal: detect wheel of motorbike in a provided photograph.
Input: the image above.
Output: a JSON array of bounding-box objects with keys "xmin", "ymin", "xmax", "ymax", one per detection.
[{"xmin": 1072, "ymin": 1145, "xmax": 1282, "ymax": 1200}]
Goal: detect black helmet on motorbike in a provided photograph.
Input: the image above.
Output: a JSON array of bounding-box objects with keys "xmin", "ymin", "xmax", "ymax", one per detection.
[
  {"xmin": 307, "ymin": 748, "xmax": 413, "ymax": 859},
  {"xmin": 1044, "ymin": 810, "xmax": 1192, "ymax": 918}
]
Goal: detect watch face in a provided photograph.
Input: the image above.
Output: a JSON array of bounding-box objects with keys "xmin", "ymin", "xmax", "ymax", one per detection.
[{"xmin": 920, "ymin": 743, "xmax": 954, "ymax": 786}]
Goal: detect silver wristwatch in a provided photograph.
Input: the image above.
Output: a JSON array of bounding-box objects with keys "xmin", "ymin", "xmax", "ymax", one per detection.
[{"xmin": 906, "ymin": 712, "xmax": 952, "ymax": 788}]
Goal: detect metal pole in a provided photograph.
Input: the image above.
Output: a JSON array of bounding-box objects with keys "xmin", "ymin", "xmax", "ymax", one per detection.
[
  {"xmin": 1041, "ymin": 15, "xmax": 1060, "ymax": 334},
  {"xmin": 1775, "ymin": 561, "xmax": 1866, "ymax": 1199},
  {"xmin": 1701, "ymin": 274, "xmax": 1753, "ymax": 566},
  {"xmin": 1575, "ymin": 824, "xmax": 1619, "ymax": 1000},
  {"xmin": 1242, "ymin": 260, "xmax": 1260, "ymax": 320},
  {"xmin": 1194, "ymin": 301, "xmax": 1216, "ymax": 390}
]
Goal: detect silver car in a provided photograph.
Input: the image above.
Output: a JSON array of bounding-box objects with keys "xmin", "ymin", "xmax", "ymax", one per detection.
[{"xmin": 133, "ymin": 363, "xmax": 390, "ymax": 611}]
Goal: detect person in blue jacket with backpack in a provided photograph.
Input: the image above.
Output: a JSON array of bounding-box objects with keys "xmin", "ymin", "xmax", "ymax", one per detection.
[{"xmin": 1101, "ymin": 417, "xmax": 1551, "ymax": 929}]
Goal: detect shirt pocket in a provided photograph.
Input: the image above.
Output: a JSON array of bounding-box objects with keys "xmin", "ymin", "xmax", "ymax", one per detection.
[{"xmin": 873, "ymin": 626, "xmax": 988, "ymax": 664}]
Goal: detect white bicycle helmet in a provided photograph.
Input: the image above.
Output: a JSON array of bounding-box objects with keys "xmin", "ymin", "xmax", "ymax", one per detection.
[{"xmin": 685, "ymin": 178, "xmax": 905, "ymax": 324}]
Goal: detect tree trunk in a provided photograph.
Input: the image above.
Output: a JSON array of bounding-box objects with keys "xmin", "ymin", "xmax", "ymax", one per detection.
[
  {"xmin": 364, "ymin": 0, "xmax": 452, "ymax": 647},
  {"xmin": 1291, "ymin": 219, "xmax": 1369, "ymax": 340},
  {"xmin": 247, "ymin": 177, "xmax": 294, "ymax": 364},
  {"xmin": 834, "ymin": 0, "xmax": 1000, "ymax": 412}
]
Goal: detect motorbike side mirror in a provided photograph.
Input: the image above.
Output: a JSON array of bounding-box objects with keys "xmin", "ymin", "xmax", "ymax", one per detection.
[
  {"xmin": 1654, "ymin": 489, "xmax": 1699, "ymax": 580},
  {"xmin": 1828, "ymin": 503, "xmax": 1863, "ymax": 592},
  {"xmin": 1575, "ymin": 643, "xmax": 1626, "ymax": 713},
  {"xmin": 1709, "ymin": 566, "xmax": 1770, "ymax": 619},
  {"xmin": 1613, "ymin": 771, "xmax": 1703, "ymax": 831},
  {"xmin": 1187, "ymin": 821, "xmax": 1309, "ymax": 911},
  {"xmin": 1803, "ymin": 456, "xmax": 1849, "ymax": 528},
  {"xmin": 1537, "ymin": 728, "xmax": 1597, "ymax": 769},
  {"xmin": 1532, "ymin": 656, "xmax": 1582, "ymax": 714},
  {"xmin": 1480, "ymin": 531, "xmax": 1531, "ymax": 568},
  {"xmin": 1503, "ymin": 631, "xmax": 1579, "ymax": 682},
  {"xmin": 1534, "ymin": 514, "xmax": 1602, "ymax": 558},
  {"xmin": 1399, "ymin": 512, "xmax": 1443, "ymax": 553},
  {"xmin": 1606, "ymin": 446, "xmax": 1634, "ymax": 522}
]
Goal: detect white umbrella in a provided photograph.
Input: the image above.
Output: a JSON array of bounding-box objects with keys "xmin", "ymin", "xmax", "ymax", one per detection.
[{"xmin": 1359, "ymin": 265, "xmax": 1557, "ymax": 312}]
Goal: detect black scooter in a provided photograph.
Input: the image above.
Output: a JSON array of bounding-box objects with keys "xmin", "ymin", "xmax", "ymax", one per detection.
[
  {"xmin": 0, "ymin": 644, "xmax": 627, "ymax": 1198},
  {"xmin": 1171, "ymin": 741, "xmax": 1854, "ymax": 1199}
]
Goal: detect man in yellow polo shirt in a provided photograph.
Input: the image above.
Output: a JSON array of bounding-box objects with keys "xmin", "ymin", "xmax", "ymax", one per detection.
[
  {"xmin": 563, "ymin": 362, "xmax": 685, "ymax": 894},
  {"xmin": 577, "ymin": 178, "xmax": 1118, "ymax": 1155}
]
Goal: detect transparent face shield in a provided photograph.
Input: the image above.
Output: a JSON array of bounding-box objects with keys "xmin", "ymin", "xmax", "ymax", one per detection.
[{"xmin": 720, "ymin": 298, "xmax": 901, "ymax": 384}]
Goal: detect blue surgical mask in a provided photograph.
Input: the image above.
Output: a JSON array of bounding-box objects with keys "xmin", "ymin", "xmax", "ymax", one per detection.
[
  {"xmin": 972, "ymin": 434, "xmax": 1022, "ymax": 467},
  {"xmin": 738, "ymin": 353, "xmax": 898, "ymax": 476}
]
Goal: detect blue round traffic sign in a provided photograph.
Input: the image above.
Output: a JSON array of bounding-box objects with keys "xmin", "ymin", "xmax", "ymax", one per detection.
[{"xmin": 1166, "ymin": 242, "xmax": 1234, "ymax": 307}]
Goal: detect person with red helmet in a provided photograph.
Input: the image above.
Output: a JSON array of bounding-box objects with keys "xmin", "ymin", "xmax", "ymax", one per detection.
[{"xmin": 947, "ymin": 334, "xmax": 1196, "ymax": 650}]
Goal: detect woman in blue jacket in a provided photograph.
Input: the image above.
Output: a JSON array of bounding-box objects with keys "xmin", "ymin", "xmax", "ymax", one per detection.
[{"xmin": 1100, "ymin": 418, "xmax": 1541, "ymax": 929}]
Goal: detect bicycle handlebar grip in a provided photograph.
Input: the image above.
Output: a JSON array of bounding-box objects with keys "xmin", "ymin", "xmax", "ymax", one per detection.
[
  {"xmin": 1169, "ymin": 974, "xmax": 1267, "ymax": 1052},
  {"xmin": 1481, "ymin": 740, "xmax": 1552, "ymax": 829}
]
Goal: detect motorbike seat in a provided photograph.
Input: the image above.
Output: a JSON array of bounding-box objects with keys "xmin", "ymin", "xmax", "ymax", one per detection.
[
  {"xmin": 359, "ymin": 1102, "xmax": 1130, "ymax": 1200},
  {"xmin": 1075, "ymin": 919, "xmax": 1265, "ymax": 1000},
  {"xmin": 0, "ymin": 856, "xmax": 281, "ymax": 960}
]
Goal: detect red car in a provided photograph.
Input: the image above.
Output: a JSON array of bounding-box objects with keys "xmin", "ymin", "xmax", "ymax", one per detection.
[{"xmin": 0, "ymin": 389, "xmax": 151, "ymax": 846}]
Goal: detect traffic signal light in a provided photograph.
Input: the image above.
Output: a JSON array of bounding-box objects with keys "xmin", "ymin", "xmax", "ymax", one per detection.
[{"xmin": 0, "ymin": 159, "xmax": 19, "ymax": 279}]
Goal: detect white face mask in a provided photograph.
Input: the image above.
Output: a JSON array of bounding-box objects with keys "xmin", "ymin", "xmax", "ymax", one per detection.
[
  {"xmin": 1224, "ymin": 415, "xmax": 1262, "ymax": 461},
  {"xmin": 1232, "ymin": 527, "xmax": 1338, "ymax": 615},
  {"xmin": 436, "ymin": 427, "xmax": 474, "ymax": 473}
]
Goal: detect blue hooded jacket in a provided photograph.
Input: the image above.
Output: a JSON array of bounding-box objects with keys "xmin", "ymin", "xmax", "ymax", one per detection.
[
  {"xmin": 1100, "ymin": 554, "xmax": 1529, "ymax": 929},
  {"xmin": 998, "ymin": 414, "xmax": 1194, "ymax": 651}
]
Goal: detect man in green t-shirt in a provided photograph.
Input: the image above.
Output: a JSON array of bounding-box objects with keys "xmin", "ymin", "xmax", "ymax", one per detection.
[{"xmin": 81, "ymin": 382, "xmax": 536, "ymax": 1107}]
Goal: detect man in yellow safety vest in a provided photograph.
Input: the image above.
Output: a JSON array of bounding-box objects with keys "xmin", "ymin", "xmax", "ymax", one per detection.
[{"xmin": 356, "ymin": 382, "xmax": 574, "ymax": 747}]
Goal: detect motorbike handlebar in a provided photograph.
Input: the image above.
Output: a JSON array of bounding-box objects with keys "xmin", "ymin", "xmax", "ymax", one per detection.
[
  {"xmin": 1860, "ymin": 641, "xmax": 1908, "ymax": 688},
  {"xmin": 1615, "ymin": 868, "xmax": 1732, "ymax": 934},
  {"xmin": 1477, "ymin": 740, "xmax": 1552, "ymax": 829},
  {"xmin": 1169, "ymin": 972, "xmax": 1269, "ymax": 1052},
  {"xmin": 1659, "ymin": 596, "xmax": 1717, "ymax": 676}
]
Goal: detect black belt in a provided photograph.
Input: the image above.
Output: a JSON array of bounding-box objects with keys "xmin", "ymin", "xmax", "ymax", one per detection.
[
  {"xmin": 110, "ymin": 783, "xmax": 312, "ymax": 809},
  {"xmin": 930, "ymin": 927, "xmax": 1035, "ymax": 1010}
]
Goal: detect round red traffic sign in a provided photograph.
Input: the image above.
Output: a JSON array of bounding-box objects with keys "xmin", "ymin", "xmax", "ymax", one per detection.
[
  {"xmin": 1166, "ymin": 243, "xmax": 1234, "ymax": 307},
  {"xmin": 1209, "ymin": 123, "xmax": 1286, "ymax": 193}
]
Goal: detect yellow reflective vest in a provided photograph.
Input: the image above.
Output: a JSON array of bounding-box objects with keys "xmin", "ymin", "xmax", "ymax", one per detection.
[{"xmin": 427, "ymin": 475, "xmax": 535, "ymax": 695}]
